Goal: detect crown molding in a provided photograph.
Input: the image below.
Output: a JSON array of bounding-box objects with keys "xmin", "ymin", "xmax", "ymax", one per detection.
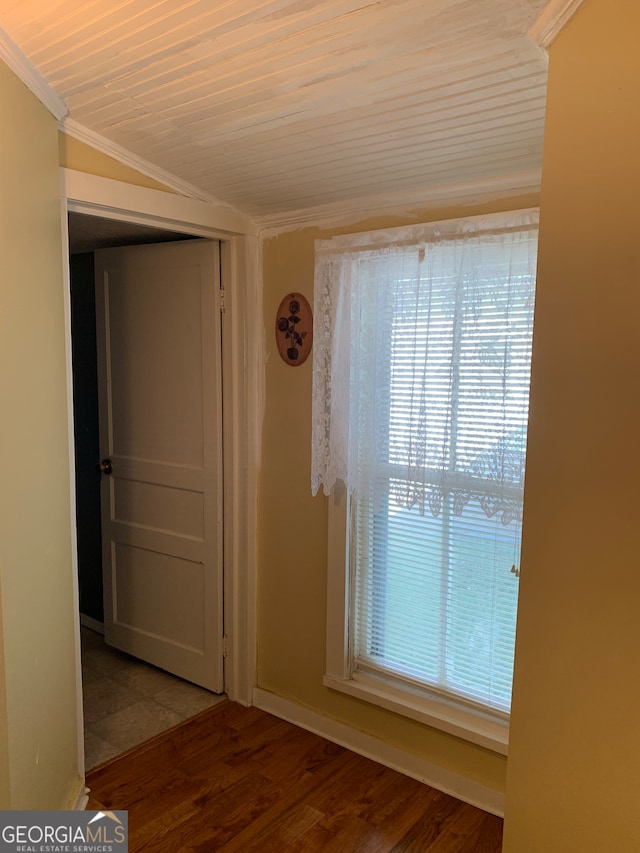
[
  {"xmin": 61, "ymin": 116, "xmax": 218, "ymax": 204},
  {"xmin": 0, "ymin": 27, "xmax": 67, "ymax": 120},
  {"xmin": 529, "ymin": 0, "xmax": 587, "ymax": 50},
  {"xmin": 255, "ymin": 170, "xmax": 542, "ymax": 238}
]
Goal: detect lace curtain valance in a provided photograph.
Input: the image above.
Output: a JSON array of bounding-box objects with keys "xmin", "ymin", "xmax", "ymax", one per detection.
[{"xmin": 311, "ymin": 209, "xmax": 539, "ymax": 524}]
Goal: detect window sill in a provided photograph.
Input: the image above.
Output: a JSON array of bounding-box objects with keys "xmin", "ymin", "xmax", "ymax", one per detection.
[{"xmin": 323, "ymin": 671, "xmax": 509, "ymax": 755}]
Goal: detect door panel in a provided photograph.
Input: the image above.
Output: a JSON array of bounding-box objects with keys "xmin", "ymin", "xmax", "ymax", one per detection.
[
  {"xmin": 113, "ymin": 479, "xmax": 204, "ymax": 539},
  {"xmin": 113, "ymin": 545, "xmax": 205, "ymax": 649},
  {"xmin": 95, "ymin": 239, "xmax": 223, "ymax": 691}
]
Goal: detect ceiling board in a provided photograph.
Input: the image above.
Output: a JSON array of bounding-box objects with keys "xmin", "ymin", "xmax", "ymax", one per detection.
[{"xmin": 0, "ymin": 0, "xmax": 553, "ymax": 221}]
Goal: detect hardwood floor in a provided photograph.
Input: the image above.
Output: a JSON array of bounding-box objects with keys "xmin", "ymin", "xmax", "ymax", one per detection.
[{"xmin": 87, "ymin": 700, "xmax": 503, "ymax": 852}]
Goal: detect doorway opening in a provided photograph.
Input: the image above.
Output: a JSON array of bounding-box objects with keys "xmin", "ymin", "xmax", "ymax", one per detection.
[{"xmin": 68, "ymin": 212, "xmax": 227, "ymax": 770}]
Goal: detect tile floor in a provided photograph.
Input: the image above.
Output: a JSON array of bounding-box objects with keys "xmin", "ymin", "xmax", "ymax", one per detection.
[{"xmin": 81, "ymin": 625, "xmax": 226, "ymax": 770}]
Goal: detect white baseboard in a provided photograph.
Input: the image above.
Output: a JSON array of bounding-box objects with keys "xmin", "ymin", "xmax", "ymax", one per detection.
[
  {"xmin": 252, "ymin": 687, "xmax": 504, "ymax": 817},
  {"xmin": 79, "ymin": 614, "xmax": 104, "ymax": 635},
  {"xmin": 70, "ymin": 781, "xmax": 89, "ymax": 811}
]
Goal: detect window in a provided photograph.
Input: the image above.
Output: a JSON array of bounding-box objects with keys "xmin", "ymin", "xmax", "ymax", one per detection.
[{"xmin": 312, "ymin": 210, "xmax": 538, "ymax": 751}]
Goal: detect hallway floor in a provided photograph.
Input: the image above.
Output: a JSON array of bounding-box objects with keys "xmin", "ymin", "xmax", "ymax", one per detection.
[
  {"xmin": 81, "ymin": 625, "xmax": 226, "ymax": 770},
  {"xmin": 87, "ymin": 700, "xmax": 503, "ymax": 852}
]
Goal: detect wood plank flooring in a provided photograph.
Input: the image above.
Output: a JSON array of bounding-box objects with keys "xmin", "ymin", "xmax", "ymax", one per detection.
[{"xmin": 86, "ymin": 700, "xmax": 503, "ymax": 852}]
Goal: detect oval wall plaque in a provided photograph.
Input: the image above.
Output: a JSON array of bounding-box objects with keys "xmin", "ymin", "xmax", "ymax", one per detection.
[{"xmin": 275, "ymin": 292, "xmax": 313, "ymax": 366}]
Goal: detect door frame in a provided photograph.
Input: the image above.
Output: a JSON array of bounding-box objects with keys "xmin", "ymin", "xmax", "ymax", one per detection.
[{"xmin": 60, "ymin": 169, "xmax": 260, "ymax": 780}]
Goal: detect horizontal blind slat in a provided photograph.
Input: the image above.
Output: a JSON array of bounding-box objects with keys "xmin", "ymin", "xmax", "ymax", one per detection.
[{"xmin": 351, "ymin": 226, "xmax": 536, "ymax": 715}]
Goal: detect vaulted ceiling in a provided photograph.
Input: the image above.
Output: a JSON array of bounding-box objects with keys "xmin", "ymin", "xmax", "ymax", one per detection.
[{"xmin": 0, "ymin": 1, "xmax": 575, "ymax": 226}]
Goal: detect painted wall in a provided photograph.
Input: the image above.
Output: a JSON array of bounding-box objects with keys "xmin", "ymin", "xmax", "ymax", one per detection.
[
  {"xmin": 0, "ymin": 62, "xmax": 81, "ymax": 807},
  {"xmin": 0, "ymin": 580, "xmax": 10, "ymax": 805},
  {"xmin": 59, "ymin": 132, "xmax": 173, "ymax": 192},
  {"xmin": 259, "ymin": 194, "xmax": 539, "ymax": 799},
  {"xmin": 503, "ymin": 1, "xmax": 640, "ymax": 849}
]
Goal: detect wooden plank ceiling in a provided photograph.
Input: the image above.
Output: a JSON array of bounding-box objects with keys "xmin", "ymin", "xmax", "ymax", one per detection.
[{"xmin": 0, "ymin": 0, "xmax": 550, "ymax": 222}]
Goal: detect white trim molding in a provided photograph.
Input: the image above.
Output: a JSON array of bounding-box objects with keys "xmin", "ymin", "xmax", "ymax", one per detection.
[
  {"xmin": 71, "ymin": 784, "xmax": 90, "ymax": 811},
  {"xmin": 61, "ymin": 171, "xmax": 260, "ymax": 788},
  {"xmin": 323, "ymin": 674, "xmax": 509, "ymax": 756},
  {"xmin": 62, "ymin": 169, "xmax": 256, "ymax": 238},
  {"xmin": 58, "ymin": 198, "xmax": 87, "ymax": 794},
  {"xmin": 62, "ymin": 117, "xmax": 221, "ymax": 206},
  {"xmin": 219, "ymin": 230, "xmax": 261, "ymax": 707},
  {"xmin": 0, "ymin": 27, "xmax": 67, "ymax": 120},
  {"xmin": 255, "ymin": 170, "xmax": 542, "ymax": 238},
  {"xmin": 253, "ymin": 688, "xmax": 505, "ymax": 817},
  {"xmin": 529, "ymin": 0, "xmax": 587, "ymax": 50}
]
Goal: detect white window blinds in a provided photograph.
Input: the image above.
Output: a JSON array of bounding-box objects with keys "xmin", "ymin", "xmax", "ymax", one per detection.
[{"xmin": 312, "ymin": 210, "xmax": 538, "ymax": 714}]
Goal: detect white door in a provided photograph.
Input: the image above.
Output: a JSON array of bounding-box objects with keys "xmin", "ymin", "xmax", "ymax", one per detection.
[{"xmin": 95, "ymin": 239, "xmax": 224, "ymax": 692}]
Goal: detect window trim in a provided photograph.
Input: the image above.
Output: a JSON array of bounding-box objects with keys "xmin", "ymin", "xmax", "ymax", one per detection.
[{"xmin": 324, "ymin": 490, "xmax": 510, "ymax": 755}]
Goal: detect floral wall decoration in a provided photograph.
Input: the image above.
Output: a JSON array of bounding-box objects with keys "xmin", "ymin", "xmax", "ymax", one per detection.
[{"xmin": 275, "ymin": 292, "xmax": 313, "ymax": 366}]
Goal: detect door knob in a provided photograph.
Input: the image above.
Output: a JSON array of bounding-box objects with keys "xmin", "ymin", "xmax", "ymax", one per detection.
[{"xmin": 97, "ymin": 458, "xmax": 113, "ymax": 475}]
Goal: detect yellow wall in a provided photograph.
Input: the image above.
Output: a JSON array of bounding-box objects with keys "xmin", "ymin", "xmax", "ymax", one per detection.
[
  {"xmin": 0, "ymin": 578, "xmax": 10, "ymax": 805},
  {"xmin": 259, "ymin": 194, "xmax": 539, "ymax": 797},
  {"xmin": 0, "ymin": 63, "xmax": 81, "ymax": 807},
  {"xmin": 59, "ymin": 131, "xmax": 174, "ymax": 192},
  {"xmin": 504, "ymin": 1, "xmax": 640, "ymax": 848}
]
